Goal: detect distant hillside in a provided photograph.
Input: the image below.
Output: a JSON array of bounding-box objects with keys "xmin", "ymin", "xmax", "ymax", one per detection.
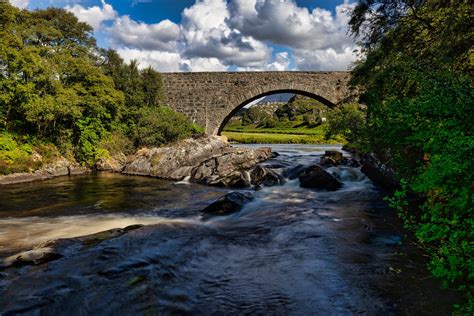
[{"xmin": 257, "ymin": 93, "xmax": 295, "ymax": 104}]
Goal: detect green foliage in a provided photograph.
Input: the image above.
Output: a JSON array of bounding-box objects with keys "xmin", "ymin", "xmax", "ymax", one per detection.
[
  {"xmin": 241, "ymin": 106, "xmax": 273, "ymax": 126},
  {"xmin": 275, "ymin": 96, "xmax": 326, "ymax": 122},
  {"xmin": 134, "ymin": 106, "xmax": 202, "ymax": 147},
  {"xmin": 325, "ymin": 103, "xmax": 366, "ymax": 146},
  {"xmin": 350, "ymin": 0, "xmax": 474, "ymax": 310},
  {"xmin": 0, "ymin": 3, "xmax": 199, "ymax": 170},
  {"xmin": 0, "ymin": 132, "xmax": 60, "ymax": 174},
  {"xmin": 75, "ymin": 117, "xmax": 110, "ymax": 165},
  {"xmin": 382, "ymin": 69, "xmax": 473, "ymax": 310}
]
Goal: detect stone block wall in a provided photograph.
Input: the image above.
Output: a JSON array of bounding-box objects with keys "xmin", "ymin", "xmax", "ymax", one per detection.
[{"xmin": 162, "ymin": 71, "xmax": 358, "ymax": 135}]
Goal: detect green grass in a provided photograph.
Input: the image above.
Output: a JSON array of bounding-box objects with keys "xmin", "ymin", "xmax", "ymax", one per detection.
[
  {"xmin": 222, "ymin": 123, "xmax": 345, "ymax": 144},
  {"xmin": 222, "ymin": 131, "xmax": 344, "ymax": 144}
]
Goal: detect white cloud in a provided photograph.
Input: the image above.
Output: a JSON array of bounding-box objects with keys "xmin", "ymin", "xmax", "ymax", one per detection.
[
  {"xmin": 293, "ymin": 46, "xmax": 356, "ymax": 71},
  {"xmin": 64, "ymin": 0, "xmax": 357, "ymax": 72},
  {"xmin": 228, "ymin": 0, "xmax": 355, "ymax": 52},
  {"xmin": 9, "ymin": 0, "xmax": 29, "ymax": 9},
  {"xmin": 180, "ymin": 0, "xmax": 271, "ymax": 69},
  {"xmin": 267, "ymin": 52, "xmax": 291, "ymax": 71},
  {"xmin": 180, "ymin": 57, "xmax": 227, "ymax": 72},
  {"xmin": 116, "ymin": 48, "xmax": 182, "ymax": 72},
  {"xmin": 108, "ymin": 17, "xmax": 180, "ymax": 51},
  {"xmin": 65, "ymin": 0, "xmax": 117, "ymax": 31}
]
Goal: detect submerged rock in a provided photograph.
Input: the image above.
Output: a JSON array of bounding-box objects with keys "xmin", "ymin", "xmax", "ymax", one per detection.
[
  {"xmin": 201, "ymin": 192, "xmax": 254, "ymax": 216},
  {"xmin": 299, "ymin": 165, "xmax": 343, "ymax": 191},
  {"xmin": 0, "ymin": 224, "xmax": 144, "ymax": 270},
  {"xmin": 1, "ymin": 247, "xmax": 63, "ymax": 269}
]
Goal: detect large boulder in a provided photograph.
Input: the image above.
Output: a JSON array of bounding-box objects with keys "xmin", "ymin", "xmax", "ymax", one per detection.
[
  {"xmin": 299, "ymin": 165, "xmax": 343, "ymax": 191},
  {"xmin": 95, "ymin": 153, "xmax": 127, "ymax": 173},
  {"xmin": 360, "ymin": 153, "xmax": 399, "ymax": 191},
  {"xmin": 122, "ymin": 136, "xmax": 272, "ymax": 187},
  {"xmin": 201, "ymin": 192, "xmax": 254, "ymax": 216},
  {"xmin": 191, "ymin": 147, "xmax": 272, "ymax": 187}
]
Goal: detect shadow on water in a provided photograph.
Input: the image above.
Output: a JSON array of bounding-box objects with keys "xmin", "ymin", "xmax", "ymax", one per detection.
[{"xmin": 0, "ymin": 144, "xmax": 459, "ymax": 315}]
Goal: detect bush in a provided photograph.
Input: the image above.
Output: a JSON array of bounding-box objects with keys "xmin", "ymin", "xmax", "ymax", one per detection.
[
  {"xmin": 325, "ymin": 103, "xmax": 366, "ymax": 146},
  {"xmin": 376, "ymin": 68, "xmax": 474, "ymax": 312},
  {"xmin": 134, "ymin": 106, "xmax": 203, "ymax": 147},
  {"xmin": 100, "ymin": 130, "xmax": 134, "ymax": 156},
  {"xmin": 0, "ymin": 132, "xmax": 60, "ymax": 174}
]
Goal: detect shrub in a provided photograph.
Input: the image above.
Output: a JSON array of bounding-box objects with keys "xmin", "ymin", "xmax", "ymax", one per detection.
[
  {"xmin": 325, "ymin": 103, "xmax": 366, "ymax": 146},
  {"xmin": 134, "ymin": 106, "xmax": 203, "ymax": 147}
]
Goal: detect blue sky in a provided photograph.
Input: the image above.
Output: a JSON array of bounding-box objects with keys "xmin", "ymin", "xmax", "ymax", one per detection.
[{"xmin": 12, "ymin": 0, "xmax": 357, "ymax": 72}]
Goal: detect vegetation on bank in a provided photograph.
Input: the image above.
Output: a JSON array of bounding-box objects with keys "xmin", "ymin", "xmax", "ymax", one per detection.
[
  {"xmin": 222, "ymin": 95, "xmax": 355, "ymax": 144},
  {"xmin": 347, "ymin": 1, "xmax": 473, "ymax": 312},
  {"xmin": 0, "ymin": 3, "xmax": 201, "ymax": 174},
  {"xmin": 222, "ymin": 131, "xmax": 343, "ymax": 144}
]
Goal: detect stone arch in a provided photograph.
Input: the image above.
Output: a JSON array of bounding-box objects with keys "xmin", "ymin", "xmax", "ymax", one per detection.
[
  {"xmin": 216, "ymin": 88, "xmax": 336, "ymax": 135},
  {"xmin": 161, "ymin": 71, "xmax": 357, "ymax": 135}
]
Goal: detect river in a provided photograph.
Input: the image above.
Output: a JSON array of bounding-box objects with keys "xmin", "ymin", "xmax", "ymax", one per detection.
[{"xmin": 0, "ymin": 144, "xmax": 457, "ymax": 314}]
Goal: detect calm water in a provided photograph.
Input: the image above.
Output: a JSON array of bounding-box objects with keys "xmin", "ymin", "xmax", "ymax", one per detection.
[{"xmin": 0, "ymin": 144, "xmax": 457, "ymax": 315}]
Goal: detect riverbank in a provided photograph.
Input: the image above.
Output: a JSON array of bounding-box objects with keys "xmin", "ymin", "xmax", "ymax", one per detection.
[{"xmin": 0, "ymin": 135, "xmax": 272, "ymax": 186}]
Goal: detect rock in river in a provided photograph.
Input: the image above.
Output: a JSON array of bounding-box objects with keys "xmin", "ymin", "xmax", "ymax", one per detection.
[
  {"xmin": 360, "ymin": 153, "xmax": 399, "ymax": 191},
  {"xmin": 201, "ymin": 192, "xmax": 254, "ymax": 216},
  {"xmin": 122, "ymin": 135, "xmax": 272, "ymax": 188},
  {"xmin": 299, "ymin": 165, "xmax": 343, "ymax": 191},
  {"xmin": 250, "ymin": 165, "xmax": 284, "ymax": 187}
]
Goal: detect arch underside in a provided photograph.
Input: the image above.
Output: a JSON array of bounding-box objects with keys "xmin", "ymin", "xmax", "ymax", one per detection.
[{"xmin": 217, "ymin": 89, "xmax": 336, "ymax": 135}]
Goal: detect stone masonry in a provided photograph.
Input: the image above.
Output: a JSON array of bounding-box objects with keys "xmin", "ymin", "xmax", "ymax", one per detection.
[{"xmin": 162, "ymin": 71, "xmax": 358, "ymax": 135}]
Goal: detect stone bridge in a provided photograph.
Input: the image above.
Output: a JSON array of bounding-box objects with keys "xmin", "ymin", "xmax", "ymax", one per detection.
[{"xmin": 162, "ymin": 71, "xmax": 358, "ymax": 135}]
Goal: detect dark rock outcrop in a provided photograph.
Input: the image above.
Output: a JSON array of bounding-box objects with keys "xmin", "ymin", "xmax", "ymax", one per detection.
[
  {"xmin": 191, "ymin": 146, "xmax": 272, "ymax": 187},
  {"xmin": 299, "ymin": 165, "xmax": 343, "ymax": 191},
  {"xmin": 286, "ymin": 164, "xmax": 308, "ymax": 180},
  {"xmin": 250, "ymin": 165, "xmax": 284, "ymax": 187},
  {"xmin": 201, "ymin": 192, "xmax": 254, "ymax": 216},
  {"xmin": 122, "ymin": 136, "xmax": 272, "ymax": 188},
  {"xmin": 360, "ymin": 154, "xmax": 399, "ymax": 191}
]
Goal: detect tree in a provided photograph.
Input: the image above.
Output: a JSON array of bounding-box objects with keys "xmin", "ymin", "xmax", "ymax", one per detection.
[{"xmin": 348, "ymin": 1, "xmax": 474, "ymax": 311}]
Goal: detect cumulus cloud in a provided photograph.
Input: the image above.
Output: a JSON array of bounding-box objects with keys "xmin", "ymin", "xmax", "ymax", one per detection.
[
  {"xmin": 9, "ymin": 0, "xmax": 29, "ymax": 9},
  {"xmin": 180, "ymin": 57, "xmax": 228, "ymax": 72},
  {"xmin": 65, "ymin": 0, "xmax": 117, "ymax": 31},
  {"xmin": 108, "ymin": 17, "xmax": 180, "ymax": 51},
  {"xmin": 228, "ymin": 0, "xmax": 355, "ymax": 51},
  {"xmin": 180, "ymin": 0, "xmax": 271, "ymax": 69},
  {"xmin": 267, "ymin": 52, "xmax": 291, "ymax": 71},
  {"xmin": 116, "ymin": 48, "xmax": 182, "ymax": 72},
  {"xmin": 64, "ymin": 0, "xmax": 357, "ymax": 72},
  {"xmin": 293, "ymin": 46, "xmax": 356, "ymax": 71}
]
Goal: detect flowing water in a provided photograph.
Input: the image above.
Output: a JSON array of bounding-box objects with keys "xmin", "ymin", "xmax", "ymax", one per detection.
[{"xmin": 0, "ymin": 144, "xmax": 457, "ymax": 315}]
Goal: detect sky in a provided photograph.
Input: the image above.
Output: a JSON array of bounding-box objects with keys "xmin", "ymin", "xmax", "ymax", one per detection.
[{"xmin": 10, "ymin": 0, "xmax": 358, "ymax": 72}]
